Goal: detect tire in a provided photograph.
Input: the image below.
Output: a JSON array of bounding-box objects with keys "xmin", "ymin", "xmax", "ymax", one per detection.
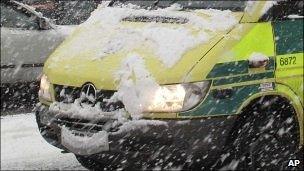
[{"xmin": 220, "ymin": 96, "xmax": 301, "ymax": 170}]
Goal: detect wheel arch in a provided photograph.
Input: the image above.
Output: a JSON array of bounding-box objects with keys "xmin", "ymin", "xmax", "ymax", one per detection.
[{"xmin": 236, "ymin": 83, "xmax": 303, "ymax": 145}]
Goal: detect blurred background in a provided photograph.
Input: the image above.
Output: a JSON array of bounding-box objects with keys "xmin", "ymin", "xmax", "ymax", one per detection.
[{"xmin": 1, "ymin": 0, "xmax": 102, "ymax": 114}]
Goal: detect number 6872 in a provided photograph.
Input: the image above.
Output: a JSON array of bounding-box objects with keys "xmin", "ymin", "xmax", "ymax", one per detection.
[{"xmin": 279, "ymin": 56, "xmax": 296, "ymax": 66}]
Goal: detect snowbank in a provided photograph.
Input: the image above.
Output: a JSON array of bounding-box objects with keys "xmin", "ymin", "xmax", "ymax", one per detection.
[{"xmin": 1, "ymin": 113, "xmax": 84, "ymax": 170}]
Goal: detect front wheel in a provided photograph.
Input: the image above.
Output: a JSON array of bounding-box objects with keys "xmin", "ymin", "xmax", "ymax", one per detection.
[{"xmin": 221, "ymin": 96, "xmax": 301, "ymax": 170}]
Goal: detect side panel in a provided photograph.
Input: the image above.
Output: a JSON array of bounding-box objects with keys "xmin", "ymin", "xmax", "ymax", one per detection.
[
  {"xmin": 273, "ymin": 19, "xmax": 304, "ymax": 105},
  {"xmin": 181, "ymin": 22, "xmax": 275, "ymax": 117}
]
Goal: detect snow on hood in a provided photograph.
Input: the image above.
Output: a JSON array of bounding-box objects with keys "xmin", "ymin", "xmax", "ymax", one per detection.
[
  {"xmin": 49, "ymin": 3, "xmax": 240, "ymax": 124},
  {"xmin": 94, "ymin": 4, "xmax": 238, "ymax": 116},
  {"xmin": 64, "ymin": 2, "xmax": 238, "ymax": 68},
  {"xmin": 110, "ymin": 54, "xmax": 160, "ymax": 117}
]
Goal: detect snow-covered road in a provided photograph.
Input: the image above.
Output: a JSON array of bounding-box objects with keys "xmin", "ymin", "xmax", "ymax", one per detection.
[{"xmin": 1, "ymin": 113, "xmax": 87, "ymax": 170}]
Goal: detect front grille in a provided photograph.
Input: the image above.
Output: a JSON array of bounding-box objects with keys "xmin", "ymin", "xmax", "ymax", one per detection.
[
  {"xmin": 54, "ymin": 117, "xmax": 119, "ymax": 133},
  {"xmin": 53, "ymin": 84, "xmax": 124, "ymax": 112},
  {"xmin": 54, "ymin": 85, "xmax": 80, "ymax": 103}
]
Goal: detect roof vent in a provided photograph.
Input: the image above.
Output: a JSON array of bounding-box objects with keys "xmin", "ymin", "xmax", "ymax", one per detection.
[{"xmin": 122, "ymin": 15, "xmax": 188, "ymax": 24}]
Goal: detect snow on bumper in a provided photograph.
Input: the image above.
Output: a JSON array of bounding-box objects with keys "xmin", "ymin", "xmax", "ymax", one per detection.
[
  {"xmin": 61, "ymin": 126, "xmax": 109, "ymax": 155},
  {"xmin": 36, "ymin": 104, "xmax": 237, "ymax": 159}
]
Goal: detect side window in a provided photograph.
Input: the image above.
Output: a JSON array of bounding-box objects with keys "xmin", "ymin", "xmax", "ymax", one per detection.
[
  {"xmin": 260, "ymin": 1, "xmax": 303, "ymax": 21},
  {"xmin": 273, "ymin": 20, "xmax": 303, "ymax": 55},
  {"xmin": 268, "ymin": 1, "xmax": 303, "ymax": 55},
  {"xmin": 0, "ymin": 3, "xmax": 39, "ymax": 30}
]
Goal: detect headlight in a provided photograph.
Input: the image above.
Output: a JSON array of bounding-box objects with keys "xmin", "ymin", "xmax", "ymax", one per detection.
[
  {"xmin": 146, "ymin": 81, "xmax": 211, "ymax": 112},
  {"xmin": 38, "ymin": 74, "xmax": 52, "ymax": 101}
]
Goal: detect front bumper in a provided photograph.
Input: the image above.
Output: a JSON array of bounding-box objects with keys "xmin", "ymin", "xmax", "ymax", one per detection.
[{"xmin": 36, "ymin": 104, "xmax": 237, "ymax": 165}]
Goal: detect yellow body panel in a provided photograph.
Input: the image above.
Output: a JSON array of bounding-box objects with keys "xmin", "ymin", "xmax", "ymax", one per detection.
[
  {"xmin": 185, "ymin": 22, "xmax": 274, "ymax": 82},
  {"xmin": 44, "ymin": 13, "xmax": 243, "ymax": 90},
  {"xmin": 276, "ymin": 53, "xmax": 304, "ymax": 104},
  {"xmin": 41, "ymin": 2, "xmax": 303, "ymax": 145}
]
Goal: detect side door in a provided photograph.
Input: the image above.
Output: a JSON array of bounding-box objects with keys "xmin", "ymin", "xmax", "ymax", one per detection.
[
  {"xmin": 0, "ymin": 2, "xmax": 66, "ymax": 84},
  {"xmin": 266, "ymin": 1, "xmax": 304, "ymax": 104}
]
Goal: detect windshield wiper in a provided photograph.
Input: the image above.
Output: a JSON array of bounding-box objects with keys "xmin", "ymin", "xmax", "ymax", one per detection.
[
  {"xmin": 152, "ymin": 0, "xmax": 181, "ymax": 9},
  {"xmin": 108, "ymin": 0, "xmax": 117, "ymax": 7},
  {"xmin": 170, "ymin": 0, "xmax": 179, "ymax": 5},
  {"xmin": 150, "ymin": 0, "xmax": 160, "ymax": 9}
]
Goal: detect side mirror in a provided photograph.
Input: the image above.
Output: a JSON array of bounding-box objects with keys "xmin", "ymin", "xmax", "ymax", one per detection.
[
  {"xmin": 248, "ymin": 53, "xmax": 269, "ymax": 68},
  {"xmin": 38, "ymin": 17, "xmax": 52, "ymax": 30}
]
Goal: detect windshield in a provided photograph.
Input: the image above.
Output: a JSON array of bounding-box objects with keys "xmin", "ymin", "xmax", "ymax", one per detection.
[
  {"xmin": 54, "ymin": 1, "xmax": 99, "ymax": 25},
  {"xmin": 22, "ymin": 0, "xmax": 99, "ymax": 25},
  {"xmin": 110, "ymin": 0, "xmax": 247, "ymax": 11}
]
